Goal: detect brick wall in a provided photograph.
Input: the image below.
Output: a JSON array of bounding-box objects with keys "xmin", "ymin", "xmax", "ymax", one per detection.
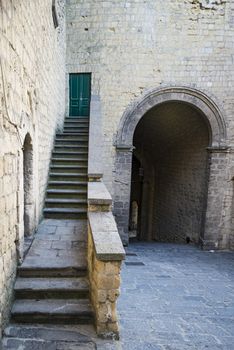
[{"xmin": 0, "ymin": 0, "xmax": 66, "ymax": 333}]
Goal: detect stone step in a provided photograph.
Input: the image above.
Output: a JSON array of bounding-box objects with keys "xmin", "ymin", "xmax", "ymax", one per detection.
[
  {"xmin": 48, "ymin": 181, "xmax": 87, "ymax": 190},
  {"xmin": 64, "ymin": 123, "xmax": 89, "ymax": 128},
  {"xmin": 55, "ymin": 138, "xmax": 88, "ymax": 145},
  {"xmin": 54, "ymin": 145, "xmax": 88, "ymax": 151},
  {"xmin": 43, "ymin": 208, "xmax": 87, "ymax": 220},
  {"xmin": 18, "ymin": 258, "xmax": 87, "ymax": 278},
  {"xmin": 63, "ymin": 126, "xmax": 89, "ymax": 135},
  {"xmin": 51, "ymin": 157, "xmax": 88, "ymax": 166},
  {"xmin": 50, "ymin": 165, "xmax": 87, "ymax": 173},
  {"xmin": 3, "ymin": 325, "xmax": 95, "ymax": 349},
  {"xmin": 45, "ymin": 198, "xmax": 87, "ymax": 209},
  {"xmin": 65, "ymin": 117, "xmax": 89, "ymax": 122},
  {"xmin": 14, "ymin": 277, "xmax": 89, "ymax": 299},
  {"xmin": 63, "ymin": 121, "xmax": 89, "ymax": 130},
  {"xmin": 52, "ymin": 151, "xmax": 88, "ymax": 159},
  {"xmin": 2, "ymin": 337, "xmax": 95, "ymax": 350},
  {"xmin": 56, "ymin": 133, "xmax": 88, "ymax": 139},
  {"xmin": 49, "ymin": 173, "xmax": 87, "ymax": 181},
  {"xmin": 11, "ymin": 299, "xmax": 94, "ymax": 324},
  {"xmin": 46, "ymin": 189, "xmax": 87, "ymax": 199}
]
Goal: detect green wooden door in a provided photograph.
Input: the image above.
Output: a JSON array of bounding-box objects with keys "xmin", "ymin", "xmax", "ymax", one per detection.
[{"xmin": 69, "ymin": 73, "xmax": 91, "ymax": 117}]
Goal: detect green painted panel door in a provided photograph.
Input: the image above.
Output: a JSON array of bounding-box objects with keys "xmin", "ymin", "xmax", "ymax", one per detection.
[{"xmin": 69, "ymin": 73, "xmax": 91, "ymax": 117}]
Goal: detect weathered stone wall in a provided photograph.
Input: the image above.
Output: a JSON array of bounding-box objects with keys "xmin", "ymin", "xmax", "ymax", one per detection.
[
  {"xmin": 66, "ymin": 0, "xmax": 234, "ymax": 248},
  {"xmin": 0, "ymin": 0, "xmax": 66, "ymax": 334}
]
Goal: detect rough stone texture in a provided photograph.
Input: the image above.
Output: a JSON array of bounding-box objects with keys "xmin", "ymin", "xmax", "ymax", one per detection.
[
  {"xmin": 88, "ymin": 228, "xmax": 122, "ymax": 339},
  {"xmin": 88, "ymin": 212, "xmax": 125, "ymax": 261},
  {"xmin": 87, "ymin": 179, "xmax": 125, "ymax": 338},
  {"xmin": 0, "ymin": 0, "xmax": 66, "ymax": 334},
  {"xmin": 66, "ymin": 0, "xmax": 234, "ymax": 249}
]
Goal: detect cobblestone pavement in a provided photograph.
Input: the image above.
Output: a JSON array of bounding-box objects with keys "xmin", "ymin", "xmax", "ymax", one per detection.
[
  {"xmin": 116, "ymin": 242, "xmax": 234, "ymax": 350},
  {"xmin": 2, "ymin": 241, "xmax": 234, "ymax": 349}
]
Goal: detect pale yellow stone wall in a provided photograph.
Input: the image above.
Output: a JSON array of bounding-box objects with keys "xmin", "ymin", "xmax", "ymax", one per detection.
[
  {"xmin": 66, "ymin": 0, "xmax": 234, "ymax": 248},
  {"xmin": 88, "ymin": 225, "xmax": 122, "ymax": 339},
  {"xmin": 0, "ymin": 0, "xmax": 66, "ymax": 333},
  {"xmin": 66, "ymin": 0, "xmax": 234, "ymax": 188}
]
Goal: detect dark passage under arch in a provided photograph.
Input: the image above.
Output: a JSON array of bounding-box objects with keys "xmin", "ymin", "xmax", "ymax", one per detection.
[{"xmin": 130, "ymin": 101, "xmax": 210, "ymax": 244}]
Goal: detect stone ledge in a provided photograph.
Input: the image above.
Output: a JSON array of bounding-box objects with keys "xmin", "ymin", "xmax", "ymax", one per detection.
[
  {"xmin": 88, "ymin": 212, "xmax": 125, "ymax": 261},
  {"xmin": 88, "ymin": 95, "xmax": 103, "ymax": 179},
  {"xmin": 88, "ymin": 182, "xmax": 112, "ymax": 206}
]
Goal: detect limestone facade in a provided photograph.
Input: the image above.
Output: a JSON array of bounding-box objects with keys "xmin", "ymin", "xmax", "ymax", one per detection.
[
  {"xmin": 0, "ymin": 0, "xmax": 66, "ymax": 333},
  {"xmin": 66, "ymin": 0, "xmax": 234, "ymax": 248},
  {"xmin": 1, "ymin": 0, "xmax": 234, "ymax": 339}
]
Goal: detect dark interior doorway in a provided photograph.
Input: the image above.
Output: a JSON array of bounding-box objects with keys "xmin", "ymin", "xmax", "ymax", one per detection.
[{"xmin": 129, "ymin": 102, "xmax": 210, "ymax": 244}]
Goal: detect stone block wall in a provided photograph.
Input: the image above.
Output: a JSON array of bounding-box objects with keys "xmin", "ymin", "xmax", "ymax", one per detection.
[
  {"xmin": 66, "ymin": 0, "xmax": 234, "ymax": 248},
  {"xmin": 0, "ymin": 0, "xmax": 66, "ymax": 333},
  {"xmin": 66, "ymin": 0, "xmax": 234, "ymax": 187}
]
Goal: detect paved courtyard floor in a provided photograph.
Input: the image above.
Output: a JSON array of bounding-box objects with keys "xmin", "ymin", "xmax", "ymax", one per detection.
[
  {"xmin": 2, "ymin": 241, "xmax": 234, "ymax": 349},
  {"xmin": 117, "ymin": 242, "xmax": 234, "ymax": 350}
]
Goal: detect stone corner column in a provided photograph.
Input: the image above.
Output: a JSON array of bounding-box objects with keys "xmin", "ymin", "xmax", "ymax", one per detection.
[
  {"xmin": 113, "ymin": 144, "xmax": 133, "ymax": 246},
  {"xmin": 201, "ymin": 146, "xmax": 231, "ymax": 250}
]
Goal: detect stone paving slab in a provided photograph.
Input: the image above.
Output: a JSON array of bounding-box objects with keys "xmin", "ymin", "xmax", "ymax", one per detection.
[
  {"xmin": 19, "ymin": 219, "xmax": 88, "ymax": 273},
  {"xmin": 2, "ymin": 242, "xmax": 234, "ymax": 349},
  {"xmin": 117, "ymin": 243, "xmax": 234, "ymax": 350}
]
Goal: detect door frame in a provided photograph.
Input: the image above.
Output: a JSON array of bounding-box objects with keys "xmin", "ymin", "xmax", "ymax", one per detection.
[{"xmin": 68, "ymin": 72, "xmax": 91, "ymax": 117}]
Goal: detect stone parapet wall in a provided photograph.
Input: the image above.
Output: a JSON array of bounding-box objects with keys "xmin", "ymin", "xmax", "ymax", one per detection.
[
  {"xmin": 87, "ymin": 173, "xmax": 125, "ymax": 338},
  {"xmin": 88, "ymin": 224, "xmax": 123, "ymax": 339},
  {"xmin": 0, "ymin": 0, "xmax": 66, "ymax": 334}
]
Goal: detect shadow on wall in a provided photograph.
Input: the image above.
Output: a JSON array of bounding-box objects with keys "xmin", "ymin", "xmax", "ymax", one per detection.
[{"xmin": 23, "ymin": 133, "xmax": 35, "ymax": 237}]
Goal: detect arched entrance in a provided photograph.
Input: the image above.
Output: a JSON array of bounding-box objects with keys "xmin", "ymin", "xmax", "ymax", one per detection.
[
  {"xmin": 131, "ymin": 101, "xmax": 210, "ymax": 243},
  {"xmin": 114, "ymin": 87, "xmax": 227, "ymax": 247},
  {"xmin": 23, "ymin": 133, "xmax": 34, "ymax": 237}
]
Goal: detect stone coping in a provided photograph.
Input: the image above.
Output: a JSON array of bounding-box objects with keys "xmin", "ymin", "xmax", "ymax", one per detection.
[
  {"xmin": 88, "ymin": 95, "xmax": 103, "ymax": 179},
  {"xmin": 88, "ymin": 182, "xmax": 112, "ymax": 206},
  {"xmin": 88, "ymin": 212, "xmax": 125, "ymax": 261}
]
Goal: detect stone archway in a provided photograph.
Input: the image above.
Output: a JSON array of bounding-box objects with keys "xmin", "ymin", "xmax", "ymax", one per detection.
[
  {"xmin": 114, "ymin": 87, "xmax": 227, "ymax": 248},
  {"xmin": 23, "ymin": 133, "xmax": 35, "ymax": 237}
]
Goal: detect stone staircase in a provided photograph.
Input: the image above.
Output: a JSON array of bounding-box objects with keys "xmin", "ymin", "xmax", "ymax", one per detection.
[
  {"xmin": 5, "ymin": 117, "xmax": 95, "ymax": 342},
  {"xmin": 44, "ymin": 117, "xmax": 89, "ymax": 220}
]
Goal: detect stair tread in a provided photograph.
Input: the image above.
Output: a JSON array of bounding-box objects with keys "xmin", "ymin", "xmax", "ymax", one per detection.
[
  {"xmin": 18, "ymin": 256, "xmax": 87, "ymax": 271},
  {"xmin": 56, "ymin": 133, "xmax": 88, "ymax": 136},
  {"xmin": 54, "ymin": 145, "xmax": 88, "ymax": 148},
  {"xmin": 44, "ymin": 208, "xmax": 86, "ymax": 213},
  {"xmin": 49, "ymin": 173, "xmax": 87, "ymax": 177},
  {"xmin": 47, "ymin": 189, "xmax": 86, "ymax": 193},
  {"xmin": 64, "ymin": 120, "xmax": 89, "ymax": 122},
  {"xmin": 51, "ymin": 157, "xmax": 88, "ymax": 161},
  {"xmin": 50, "ymin": 165, "xmax": 87, "ymax": 169},
  {"xmin": 45, "ymin": 198, "xmax": 87, "ymax": 203},
  {"xmin": 53, "ymin": 151, "xmax": 88, "ymax": 154},
  {"xmin": 14, "ymin": 277, "xmax": 89, "ymax": 292},
  {"xmin": 12, "ymin": 299, "xmax": 93, "ymax": 315},
  {"xmin": 3, "ymin": 324, "xmax": 93, "ymax": 343},
  {"xmin": 48, "ymin": 181, "xmax": 87, "ymax": 185}
]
